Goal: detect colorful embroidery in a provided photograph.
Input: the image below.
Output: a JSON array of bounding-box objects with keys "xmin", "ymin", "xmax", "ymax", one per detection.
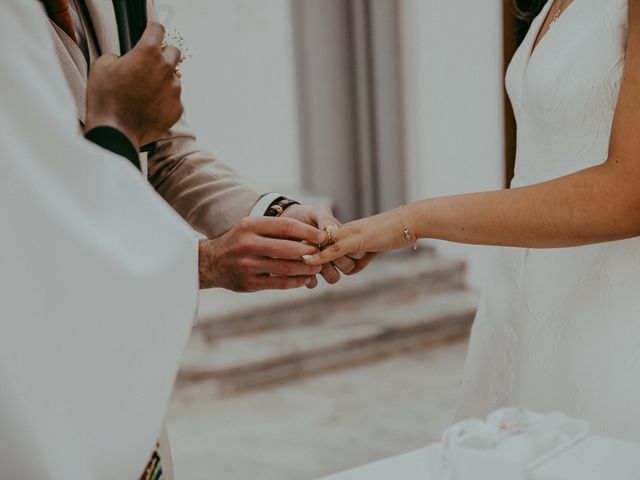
[{"xmin": 140, "ymin": 443, "xmax": 163, "ymax": 480}]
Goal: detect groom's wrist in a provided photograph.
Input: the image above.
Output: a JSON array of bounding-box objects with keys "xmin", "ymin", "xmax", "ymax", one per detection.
[
  {"xmin": 265, "ymin": 197, "xmax": 301, "ymax": 217},
  {"xmin": 249, "ymin": 193, "xmax": 299, "ymax": 218}
]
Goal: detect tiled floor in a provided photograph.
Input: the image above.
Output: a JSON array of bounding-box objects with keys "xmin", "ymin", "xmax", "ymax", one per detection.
[{"xmin": 167, "ymin": 339, "xmax": 468, "ymax": 480}]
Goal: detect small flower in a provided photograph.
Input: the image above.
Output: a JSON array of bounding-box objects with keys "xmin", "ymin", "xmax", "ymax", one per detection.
[{"xmin": 162, "ymin": 28, "xmax": 192, "ymax": 64}]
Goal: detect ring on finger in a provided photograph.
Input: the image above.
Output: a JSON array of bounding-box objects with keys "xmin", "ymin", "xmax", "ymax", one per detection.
[{"xmin": 323, "ymin": 226, "xmax": 336, "ymax": 246}]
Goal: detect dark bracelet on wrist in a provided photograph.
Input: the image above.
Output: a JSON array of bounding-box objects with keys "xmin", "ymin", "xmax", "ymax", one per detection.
[{"xmin": 265, "ymin": 197, "xmax": 300, "ymax": 217}]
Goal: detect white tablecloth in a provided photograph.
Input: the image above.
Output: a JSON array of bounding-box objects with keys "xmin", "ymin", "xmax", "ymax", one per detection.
[
  {"xmin": 320, "ymin": 436, "xmax": 640, "ymax": 480},
  {"xmin": 319, "ymin": 446, "xmax": 442, "ymax": 480}
]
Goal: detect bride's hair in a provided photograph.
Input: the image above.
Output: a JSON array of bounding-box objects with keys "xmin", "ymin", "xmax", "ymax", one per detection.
[{"xmin": 514, "ymin": 0, "xmax": 548, "ymax": 21}]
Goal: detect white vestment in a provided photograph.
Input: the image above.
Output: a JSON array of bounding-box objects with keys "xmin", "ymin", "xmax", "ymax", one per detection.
[{"xmin": 0, "ymin": 1, "xmax": 200, "ymax": 478}]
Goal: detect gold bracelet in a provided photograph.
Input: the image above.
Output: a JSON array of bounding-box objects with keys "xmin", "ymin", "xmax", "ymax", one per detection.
[{"xmin": 399, "ymin": 205, "xmax": 418, "ymax": 251}]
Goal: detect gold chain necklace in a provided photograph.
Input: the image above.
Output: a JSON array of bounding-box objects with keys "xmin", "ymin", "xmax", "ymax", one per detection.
[{"xmin": 550, "ymin": 0, "xmax": 568, "ymax": 26}]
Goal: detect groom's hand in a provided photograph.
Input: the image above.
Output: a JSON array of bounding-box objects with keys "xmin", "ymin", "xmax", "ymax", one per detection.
[
  {"xmin": 281, "ymin": 205, "xmax": 370, "ymax": 286},
  {"xmin": 198, "ymin": 217, "xmax": 324, "ymax": 292}
]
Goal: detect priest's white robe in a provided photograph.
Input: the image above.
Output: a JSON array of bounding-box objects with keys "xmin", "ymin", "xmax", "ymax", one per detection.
[{"xmin": 0, "ymin": 1, "xmax": 200, "ymax": 478}]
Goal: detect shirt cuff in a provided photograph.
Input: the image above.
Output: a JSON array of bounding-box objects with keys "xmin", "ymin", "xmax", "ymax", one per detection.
[
  {"xmin": 250, "ymin": 192, "xmax": 284, "ymax": 217},
  {"xmin": 84, "ymin": 126, "xmax": 140, "ymax": 171}
]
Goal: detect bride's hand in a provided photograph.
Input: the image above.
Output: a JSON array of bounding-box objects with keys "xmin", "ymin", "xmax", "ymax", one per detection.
[{"xmin": 302, "ymin": 207, "xmax": 417, "ymax": 268}]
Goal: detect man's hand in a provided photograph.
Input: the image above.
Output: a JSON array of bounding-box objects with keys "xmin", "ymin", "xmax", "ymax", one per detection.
[
  {"xmin": 85, "ymin": 22, "xmax": 183, "ymax": 149},
  {"xmin": 281, "ymin": 204, "xmax": 376, "ymax": 287},
  {"xmin": 198, "ymin": 217, "xmax": 325, "ymax": 292}
]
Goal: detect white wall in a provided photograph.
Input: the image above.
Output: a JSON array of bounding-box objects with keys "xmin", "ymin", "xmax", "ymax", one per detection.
[
  {"xmin": 157, "ymin": 0, "xmax": 505, "ymax": 288},
  {"xmin": 400, "ymin": 0, "xmax": 505, "ymax": 288},
  {"xmin": 157, "ymin": 0, "xmax": 302, "ymax": 191}
]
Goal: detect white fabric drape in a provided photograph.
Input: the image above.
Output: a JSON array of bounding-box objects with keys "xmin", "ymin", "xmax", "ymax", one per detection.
[{"xmin": 0, "ymin": 1, "xmax": 200, "ymax": 478}]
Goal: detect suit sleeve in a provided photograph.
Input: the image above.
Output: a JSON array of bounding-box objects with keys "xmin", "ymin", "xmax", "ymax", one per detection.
[
  {"xmin": 144, "ymin": 1, "xmax": 274, "ymax": 239},
  {"xmin": 147, "ymin": 117, "xmax": 273, "ymax": 239}
]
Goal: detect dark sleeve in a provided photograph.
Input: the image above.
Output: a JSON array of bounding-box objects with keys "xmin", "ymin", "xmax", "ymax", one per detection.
[{"xmin": 84, "ymin": 126, "xmax": 141, "ymax": 171}]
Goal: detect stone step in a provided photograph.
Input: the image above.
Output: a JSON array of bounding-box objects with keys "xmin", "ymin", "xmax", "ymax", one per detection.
[
  {"xmin": 195, "ymin": 249, "xmax": 465, "ymax": 340},
  {"xmin": 178, "ymin": 289, "xmax": 478, "ymax": 395}
]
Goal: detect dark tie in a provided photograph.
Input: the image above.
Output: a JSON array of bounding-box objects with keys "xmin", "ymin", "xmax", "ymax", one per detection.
[{"xmin": 42, "ymin": 0, "xmax": 78, "ymax": 44}]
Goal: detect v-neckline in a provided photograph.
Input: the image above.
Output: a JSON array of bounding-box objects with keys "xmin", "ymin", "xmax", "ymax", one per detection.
[{"xmin": 527, "ymin": 0, "xmax": 578, "ymax": 65}]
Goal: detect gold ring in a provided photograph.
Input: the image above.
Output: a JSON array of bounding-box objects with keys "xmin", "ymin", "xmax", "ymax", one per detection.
[{"xmin": 323, "ymin": 226, "xmax": 336, "ymax": 246}]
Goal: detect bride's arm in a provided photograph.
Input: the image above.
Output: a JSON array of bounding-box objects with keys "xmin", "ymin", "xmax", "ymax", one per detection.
[
  {"xmin": 410, "ymin": 161, "xmax": 637, "ymax": 248},
  {"xmin": 304, "ymin": 1, "xmax": 640, "ymax": 266}
]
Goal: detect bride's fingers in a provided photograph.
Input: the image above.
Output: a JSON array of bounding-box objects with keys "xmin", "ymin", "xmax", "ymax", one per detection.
[
  {"xmin": 318, "ymin": 224, "xmax": 340, "ymax": 249},
  {"xmin": 318, "ymin": 228, "xmax": 332, "ymax": 248},
  {"xmin": 332, "ymin": 255, "xmax": 356, "ymax": 274},
  {"xmin": 303, "ymin": 241, "xmax": 351, "ymax": 266},
  {"xmin": 347, "ymin": 253, "xmax": 379, "ymax": 276},
  {"xmin": 306, "ymin": 224, "xmax": 364, "ymax": 266},
  {"xmin": 320, "ymin": 262, "xmax": 341, "ymax": 284}
]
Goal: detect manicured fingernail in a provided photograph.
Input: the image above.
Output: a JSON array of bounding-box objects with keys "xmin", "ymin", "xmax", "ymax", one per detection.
[{"xmin": 303, "ymin": 255, "xmax": 314, "ymax": 261}]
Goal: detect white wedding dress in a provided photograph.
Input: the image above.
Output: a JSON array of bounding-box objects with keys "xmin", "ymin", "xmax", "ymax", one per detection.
[{"xmin": 456, "ymin": 0, "xmax": 640, "ymax": 442}]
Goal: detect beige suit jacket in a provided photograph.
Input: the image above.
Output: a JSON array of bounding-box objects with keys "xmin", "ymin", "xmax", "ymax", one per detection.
[{"xmin": 49, "ymin": 0, "xmax": 271, "ymax": 241}]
